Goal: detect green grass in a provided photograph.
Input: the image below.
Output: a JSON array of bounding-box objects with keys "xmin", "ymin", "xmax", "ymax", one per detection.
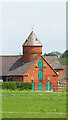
[
  {"xmin": 1, "ymin": 90, "xmax": 66, "ymax": 118},
  {"xmin": 59, "ymin": 57, "xmax": 68, "ymax": 65}
]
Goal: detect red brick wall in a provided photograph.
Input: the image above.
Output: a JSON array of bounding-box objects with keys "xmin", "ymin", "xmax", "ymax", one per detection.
[
  {"xmin": 58, "ymin": 69, "xmax": 63, "ymax": 80},
  {"xmin": 23, "ymin": 56, "xmax": 58, "ymax": 91},
  {"xmin": 12, "ymin": 76, "xmax": 22, "ymax": 82},
  {"xmin": 23, "ymin": 54, "xmax": 39, "ymax": 63},
  {"xmin": 23, "ymin": 46, "xmax": 42, "ymax": 54},
  {"xmin": 23, "ymin": 46, "xmax": 42, "ymax": 63}
]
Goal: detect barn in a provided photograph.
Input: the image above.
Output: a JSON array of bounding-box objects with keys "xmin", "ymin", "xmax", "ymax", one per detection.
[{"xmin": 0, "ymin": 31, "xmax": 63, "ymax": 91}]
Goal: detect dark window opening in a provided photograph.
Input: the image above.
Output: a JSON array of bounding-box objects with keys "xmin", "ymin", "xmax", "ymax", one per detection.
[{"xmin": 6, "ymin": 76, "xmax": 12, "ymax": 82}]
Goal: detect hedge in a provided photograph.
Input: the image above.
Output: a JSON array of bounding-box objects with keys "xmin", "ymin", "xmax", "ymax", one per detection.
[
  {"xmin": 2, "ymin": 82, "xmax": 32, "ymax": 90},
  {"xmin": 0, "ymin": 82, "xmax": 2, "ymax": 89},
  {"xmin": 16, "ymin": 82, "xmax": 32, "ymax": 90},
  {"xmin": 2, "ymin": 82, "xmax": 17, "ymax": 90}
]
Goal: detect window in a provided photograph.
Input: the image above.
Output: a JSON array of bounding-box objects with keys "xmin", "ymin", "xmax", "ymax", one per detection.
[
  {"xmin": 39, "ymin": 71, "xmax": 43, "ymax": 80},
  {"xmin": 6, "ymin": 76, "xmax": 12, "ymax": 81},
  {"xmin": 32, "ymin": 82, "xmax": 35, "ymax": 91},
  {"xmin": 46, "ymin": 82, "xmax": 51, "ymax": 90},
  {"xmin": 39, "ymin": 82, "xmax": 43, "ymax": 90},
  {"xmin": 39, "ymin": 59, "xmax": 43, "ymax": 68}
]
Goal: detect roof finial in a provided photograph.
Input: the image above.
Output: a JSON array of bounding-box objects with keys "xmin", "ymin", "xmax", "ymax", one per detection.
[{"xmin": 32, "ymin": 25, "xmax": 34, "ymax": 32}]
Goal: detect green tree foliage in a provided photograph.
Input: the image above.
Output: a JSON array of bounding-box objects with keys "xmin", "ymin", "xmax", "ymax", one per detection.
[
  {"xmin": 61, "ymin": 50, "xmax": 68, "ymax": 58},
  {"xmin": 44, "ymin": 51, "xmax": 62, "ymax": 58}
]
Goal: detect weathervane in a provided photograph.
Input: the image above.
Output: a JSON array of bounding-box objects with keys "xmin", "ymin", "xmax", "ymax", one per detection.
[{"xmin": 32, "ymin": 25, "xmax": 34, "ymax": 32}]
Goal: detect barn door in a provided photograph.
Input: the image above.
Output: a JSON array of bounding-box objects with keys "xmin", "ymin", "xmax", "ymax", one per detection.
[
  {"xmin": 39, "ymin": 82, "xmax": 43, "ymax": 91},
  {"xmin": 46, "ymin": 82, "xmax": 51, "ymax": 90},
  {"xmin": 32, "ymin": 82, "xmax": 34, "ymax": 91}
]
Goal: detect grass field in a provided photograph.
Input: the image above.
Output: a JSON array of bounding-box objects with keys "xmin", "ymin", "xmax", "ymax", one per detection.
[{"xmin": 0, "ymin": 90, "xmax": 66, "ymax": 118}]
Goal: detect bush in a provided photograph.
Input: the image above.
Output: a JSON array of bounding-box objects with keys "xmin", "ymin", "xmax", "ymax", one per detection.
[
  {"xmin": 17, "ymin": 82, "xmax": 32, "ymax": 90},
  {"xmin": 2, "ymin": 82, "xmax": 17, "ymax": 90},
  {"xmin": 23, "ymin": 82, "xmax": 32, "ymax": 90},
  {"xmin": 2, "ymin": 82, "xmax": 32, "ymax": 90},
  {"xmin": 16, "ymin": 82, "xmax": 23, "ymax": 90},
  {"xmin": 0, "ymin": 82, "xmax": 2, "ymax": 89}
]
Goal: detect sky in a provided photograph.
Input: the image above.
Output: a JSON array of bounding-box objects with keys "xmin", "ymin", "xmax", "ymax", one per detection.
[{"xmin": 0, "ymin": 1, "xmax": 66, "ymax": 55}]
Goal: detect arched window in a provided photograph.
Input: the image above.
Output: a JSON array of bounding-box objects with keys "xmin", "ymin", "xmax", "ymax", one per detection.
[
  {"xmin": 39, "ymin": 59, "xmax": 43, "ymax": 68},
  {"xmin": 32, "ymin": 82, "xmax": 35, "ymax": 91},
  {"xmin": 46, "ymin": 82, "xmax": 51, "ymax": 90},
  {"xmin": 39, "ymin": 71, "xmax": 43, "ymax": 80},
  {"xmin": 39, "ymin": 82, "xmax": 43, "ymax": 90}
]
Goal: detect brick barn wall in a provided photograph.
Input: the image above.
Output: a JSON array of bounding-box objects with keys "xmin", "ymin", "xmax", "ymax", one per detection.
[
  {"xmin": 23, "ymin": 56, "xmax": 58, "ymax": 91},
  {"xmin": 12, "ymin": 76, "xmax": 22, "ymax": 82},
  {"xmin": 58, "ymin": 69, "xmax": 63, "ymax": 80}
]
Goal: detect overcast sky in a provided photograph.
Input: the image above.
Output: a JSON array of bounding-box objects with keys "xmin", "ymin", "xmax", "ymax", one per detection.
[{"xmin": 0, "ymin": 2, "xmax": 66, "ymax": 55}]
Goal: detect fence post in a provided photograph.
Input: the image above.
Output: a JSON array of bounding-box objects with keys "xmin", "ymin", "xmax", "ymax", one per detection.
[{"xmin": 53, "ymin": 84, "xmax": 55, "ymax": 92}]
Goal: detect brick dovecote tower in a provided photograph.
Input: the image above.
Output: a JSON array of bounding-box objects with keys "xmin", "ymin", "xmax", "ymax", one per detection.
[{"xmin": 22, "ymin": 31, "xmax": 42, "ymax": 63}]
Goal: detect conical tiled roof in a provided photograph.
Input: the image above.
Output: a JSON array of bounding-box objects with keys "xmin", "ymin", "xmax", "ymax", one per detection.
[{"xmin": 23, "ymin": 31, "xmax": 42, "ymax": 46}]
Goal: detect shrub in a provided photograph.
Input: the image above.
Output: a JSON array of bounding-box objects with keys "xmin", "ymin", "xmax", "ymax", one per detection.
[
  {"xmin": 16, "ymin": 82, "xmax": 23, "ymax": 90},
  {"xmin": 2, "ymin": 82, "xmax": 17, "ymax": 90},
  {"xmin": 2, "ymin": 82, "xmax": 32, "ymax": 90},
  {"xmin": 2, "ymin": 82, "xmax": 7, "ymax": 89},
  {"xmin": 17, "ymin": 82, "xmax": 32, "ymax": 90},
  {"xmin": 0, "ymin": 82, "xmax": 2, "ymax": 89}
]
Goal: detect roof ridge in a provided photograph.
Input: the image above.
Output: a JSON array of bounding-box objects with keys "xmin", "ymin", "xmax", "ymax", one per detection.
[
  {"xmin": 43, "ymin": 55, "xmax": 58, "ymax": 58},
  {"xmin": 0, "ymin": 55, "xmax": 22, "ymax": 57}
]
